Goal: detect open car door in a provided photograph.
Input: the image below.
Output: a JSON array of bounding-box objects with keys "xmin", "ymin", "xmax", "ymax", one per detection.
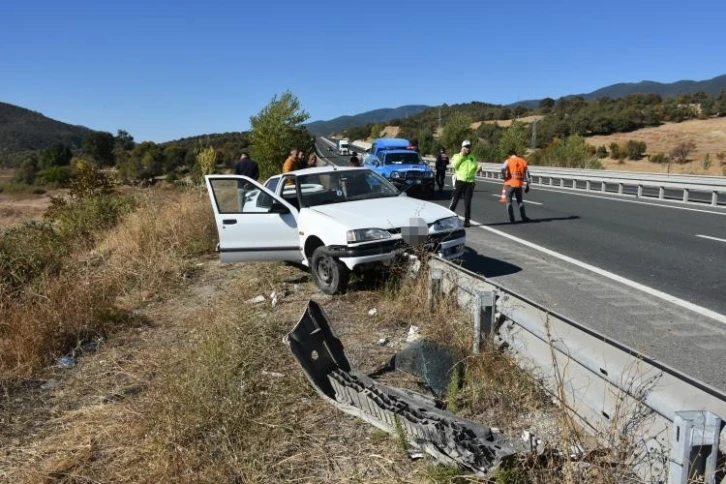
[{"xmin": 204, "ymin": 175, "xmax": 303, "ymax": 263}]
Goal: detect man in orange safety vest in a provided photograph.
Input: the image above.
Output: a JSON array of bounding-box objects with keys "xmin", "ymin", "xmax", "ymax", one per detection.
[{"xmin": 501, "ymin": 148, "xmax": 532, "ymax": 223}]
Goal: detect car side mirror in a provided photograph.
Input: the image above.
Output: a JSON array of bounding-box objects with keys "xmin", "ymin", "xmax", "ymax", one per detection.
[
  {"xmin": 269, "ymin": 200, "xmax": 290, "ymax": 214},
  {"xmin": 373, "ymin": 161, "xmax": 380, "ymax": 167}
]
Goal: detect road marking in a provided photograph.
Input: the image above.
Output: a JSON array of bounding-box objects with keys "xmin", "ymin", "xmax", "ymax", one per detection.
[
  {"xmin": 457, "ymin": 216, "xmax": 726, "ymax": 326},
  {"xmin": 473, "ymin": 178, "xmax": 726, "ymax": 216},
  {"xmin": 696, "ymin": 234, "xmax": 726, "ymax": 243},
  {"xmin": 490, "ymin": 194, "xmax": 543, "ymax": 205}
]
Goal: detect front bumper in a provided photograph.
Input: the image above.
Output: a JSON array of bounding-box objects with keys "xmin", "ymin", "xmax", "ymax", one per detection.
[{"xmin": 325, "ymin": 229, "xmax": 466, "ymax": 269}]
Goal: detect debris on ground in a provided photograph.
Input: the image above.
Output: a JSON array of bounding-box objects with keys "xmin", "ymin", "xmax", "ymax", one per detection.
[
  {"xmin": 284, "ymin": 300, "xmax": 523, "ymax": 476},
  {"xmin": 245, "ymin": 295, "xmax": 265, "ymax": 304}
]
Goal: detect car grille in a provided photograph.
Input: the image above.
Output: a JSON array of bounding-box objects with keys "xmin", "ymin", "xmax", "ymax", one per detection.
[{"xmin": 403, "ymin": 170, "xmax": 424, "ymax": 179}]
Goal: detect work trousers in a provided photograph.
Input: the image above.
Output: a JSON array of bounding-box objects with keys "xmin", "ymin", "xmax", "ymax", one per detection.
[
  {"xmin": 449, "ymin": 180, "xmax": 474, "ymax": 223},
  {"xmin": 505, "ymin": 185, "xmax": 528, "ymax": 222}
]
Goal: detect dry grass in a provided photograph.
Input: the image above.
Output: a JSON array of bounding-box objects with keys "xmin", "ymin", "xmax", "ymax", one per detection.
[
  {"xmin": 0, "ymin": 185, "xmax": 217, "ymax": 380},
  {"xmin": 0, "ymin": 184, "xmax": 682, "ymax": 483},
  {"xmin": 586, "ymin": 117, "xmax": 726, "ymax": 175}
]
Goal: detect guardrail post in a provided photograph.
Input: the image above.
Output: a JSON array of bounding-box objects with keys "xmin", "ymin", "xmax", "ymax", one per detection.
[
  {"xmin": 427, "ymin": 268, "xmax": 443, "ymax": 311},
  {"xmin": 637, "ymin": 185, "xmax": 643, "ymax": 198},
  {"xmin": 712, "ymin": 191, "xmax": 718, "ymax": 206},
  {"xmin": 586, "ymin": 180, "xmax": 591, "ymax": 191},
  {"xmin": 682, "ymin": 188, "xmax": 689, "ymax": 203},
  {"xmin": 659, "ymin": 186, "xmax": 665, "ymax": 200},
  {"xmin": 618, "ymin": 183, "xmax": 624, "ymax": 194},
  {"xmin": 669, "ymin": 410, "xmax": 721, "ymax": 484},
  {"xmin": 601, "ymin": 182, "xmax": 607, "ymax": 192},
  {"xmin": 559, "ymin": 178, "xmax": 564, "ymax": 187},
  {"xmin": 473, "ymin": 290, "xmax": 496, "ymax": 354}
]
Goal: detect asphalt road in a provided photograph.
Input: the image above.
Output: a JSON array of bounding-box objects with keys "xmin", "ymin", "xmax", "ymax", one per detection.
[{"xmin": 316, "ymin": 137, "xmax": 726, "ymax": 389}]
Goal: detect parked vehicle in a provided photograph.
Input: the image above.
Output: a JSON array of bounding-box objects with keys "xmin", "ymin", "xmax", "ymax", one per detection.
[
  {"xmin": 204, "ymin": 166, "xmax": 465, "ymax": 295},
  {"xmin": 363, "ymin": 149, "xmax": 435, "ymax": 198}
]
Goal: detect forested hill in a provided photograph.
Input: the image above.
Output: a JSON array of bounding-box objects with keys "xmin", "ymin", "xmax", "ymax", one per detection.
[{"xmin": 0, "ymin": 101, "xmax": 93, "ymax": 155}]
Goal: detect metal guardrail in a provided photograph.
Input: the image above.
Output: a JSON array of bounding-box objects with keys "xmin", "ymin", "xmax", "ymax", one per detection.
[
  {"xmin": 427, "ymin": 255, "xmax": 726, "ymax": 483},
  {"xmin": 473, "ymin": 166, "xmax": 726, "ymax": 206}
]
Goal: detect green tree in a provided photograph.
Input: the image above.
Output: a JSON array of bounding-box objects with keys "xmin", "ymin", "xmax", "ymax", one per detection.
[
  {"xmin": 40, "ymin": 142, "xmax": 73, "ymax": 169},
  {"xmin": 539, "ymin": 98, "xmax": 555, "ymax": 113},
  {"xmin": 416, "ymin": 128, "xmax": 435, "ymax": 156},
  {"xmin": 249, "ymin": 91, "xmax": 311, "ymax": 179},
  {"xmin": 498, "ymin": 121, "xmax": 529, "ymax": 159},
  {"xmin": 440, "ymin": 111, "xmax": 473, "ymax": 153},
  {"xmin": 83, "ymin": 131, "xmax": 115, "ymax": 166},
  {"xmin": 370, "ymin": 124, "xmax": 382, "ymax": 139},
  {"xmin": 14, "ymin": 154, "xmax": 39, "ymax": 185}
]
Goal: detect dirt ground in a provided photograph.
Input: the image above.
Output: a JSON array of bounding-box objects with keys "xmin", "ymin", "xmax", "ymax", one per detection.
[{"xmin": 0, "ymin": 192, "xmax": 56, "ymax": 230}]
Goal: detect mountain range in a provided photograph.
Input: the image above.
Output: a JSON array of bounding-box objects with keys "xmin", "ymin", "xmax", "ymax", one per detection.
[
  {"xmin": 304, "ymin": 74, "xmax": 726, "ymax": 135},
  {"xmin": 2, "ymin": 74, "xmax": 725, "ymax": 160}
]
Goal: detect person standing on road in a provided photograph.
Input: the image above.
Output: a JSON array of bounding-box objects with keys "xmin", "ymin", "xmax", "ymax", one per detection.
[
  {"xmin": 501, "ymin": 148, "xmax": 532, "ymax": 223},
  {"xmin": 449, "ymin": 140, "xmax": 478, "ymax": 227},
  {"xmin": 234, "ymin": 152, "xmax": 259, "ymax": 211},
  {"xmin": 349, "ymin": 155, "xmax": 361, "ymax": 167},
  {"xmin": 435, "ymin": 148, "xmax": 449, "ymax": 192}
]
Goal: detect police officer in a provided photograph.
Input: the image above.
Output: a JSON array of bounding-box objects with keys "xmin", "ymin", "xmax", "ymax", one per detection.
[
  {"xmin": 435, "ymin": 148, "xmax": 449, "ymax": 192},
  {"xmin": 449, "ymin": 140, "xmax": 478, "ymax": 227}
]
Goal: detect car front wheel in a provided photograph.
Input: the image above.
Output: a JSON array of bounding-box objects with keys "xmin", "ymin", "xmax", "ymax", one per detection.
[{"xmin": 311, "ymin": 246, "xmax": 350, "ymax": 295}]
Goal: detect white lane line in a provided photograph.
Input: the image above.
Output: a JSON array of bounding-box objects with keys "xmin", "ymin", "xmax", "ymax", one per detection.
[
  {"xmin": 490, "ymin": 194, "xmax": 543, "ymax": 205},
  {"xmin": 473, "ymin": 178, "xmax": 726, "ymax": 216},
  {"xmin": 457, "ymin": 216, "xmax": 726, "ymax": 326},
  {"xmin": 696, "ymin": 234, "xmax": 726, "ymax": 243}
]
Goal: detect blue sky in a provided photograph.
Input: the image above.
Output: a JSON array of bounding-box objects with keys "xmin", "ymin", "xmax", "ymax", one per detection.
[{"xmin": 1, "ymin": 0, "xmax": 724, "ymax": 143}]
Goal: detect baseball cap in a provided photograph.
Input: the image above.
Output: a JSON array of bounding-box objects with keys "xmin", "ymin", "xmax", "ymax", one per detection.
[{"xmin": 461, "ymin": 140, "xmax": 472, "ymax": 147}]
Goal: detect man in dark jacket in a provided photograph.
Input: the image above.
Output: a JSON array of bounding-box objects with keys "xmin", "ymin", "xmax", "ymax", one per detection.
[
  {"xmin": 435, "ymin": 148, "xmax": 449, "ymax": 192},
  {"xmin": 235, "ymin": 152, "xmax": 259, "ymax": 211}
]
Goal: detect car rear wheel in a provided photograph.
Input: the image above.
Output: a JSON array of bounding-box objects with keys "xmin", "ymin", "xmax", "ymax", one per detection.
[{"xmin": 311, "ymin": 246, "xmax": 350, "ymax": 295}]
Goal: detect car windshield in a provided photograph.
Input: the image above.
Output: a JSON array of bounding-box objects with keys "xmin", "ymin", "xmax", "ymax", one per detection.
[
  {"xmin": 296, "ymin": 169, "xmax": 399, "ymax": 206},
  {"xmin": 384, "ymin": 152, "xmax": 423, "ymax": 165}
]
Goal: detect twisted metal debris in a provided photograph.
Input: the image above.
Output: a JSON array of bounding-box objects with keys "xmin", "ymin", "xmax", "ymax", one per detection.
[{"xmin": 283, "ymin": 300, "xmax": 519, "ymax": 475}]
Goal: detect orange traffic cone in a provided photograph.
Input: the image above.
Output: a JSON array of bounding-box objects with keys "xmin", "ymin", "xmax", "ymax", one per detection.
[{"xmin": 498, "ymin": 185, "xmax": 507, "ymax": 203}]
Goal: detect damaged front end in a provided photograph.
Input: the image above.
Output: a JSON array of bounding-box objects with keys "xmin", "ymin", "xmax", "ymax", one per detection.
[{"xmin": 283, "ymin": 300, "xmax": 519, "ymax": 476}]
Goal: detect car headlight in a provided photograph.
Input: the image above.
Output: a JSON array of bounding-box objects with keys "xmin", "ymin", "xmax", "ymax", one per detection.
[
  {"xmin": 347, "ymin": 228, "xmax": 392, "ymax": 243},
  {"xmin": 431, "ymin": 216, "xmax": 462, "ymax": 232},
  {"xmin": 390, "ymin": 171, "xmax": 401, "ymax": 179},
  {"xmin": 424, "ymin": 171, "xmax": 434, "ymax": 178}
]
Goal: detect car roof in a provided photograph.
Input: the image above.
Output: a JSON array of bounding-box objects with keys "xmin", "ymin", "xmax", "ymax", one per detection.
[
  {"xmin": 382, "ymin": 149, "xmax": 421, "ymax": 155},
  {"xmin": 269, "ymin": 166, "xmax": 368, "ymax": 178}
]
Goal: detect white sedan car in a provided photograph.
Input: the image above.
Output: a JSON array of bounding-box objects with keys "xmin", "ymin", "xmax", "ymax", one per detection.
[{"xmin": 204, "ymin": 166, "xmax": 466, "ymax": 295}]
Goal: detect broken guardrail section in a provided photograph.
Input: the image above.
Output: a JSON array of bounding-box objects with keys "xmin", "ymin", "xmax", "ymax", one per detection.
[{"xmin": 283, "ymin": 299, "xmax": 520, "ymax": 475}]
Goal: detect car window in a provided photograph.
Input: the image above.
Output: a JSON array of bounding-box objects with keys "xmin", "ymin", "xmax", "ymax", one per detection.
[
  {"xmin": 209, "ymin": 179, "xmax": 277, "ymax": 214},
  {"xmin": 265, "ymin": 177, "xmax": 280, "ymax": 194},
  {"xmin": 384, "ymin": 152, "xmax": 423, "ymax": 165},
  {"xmin": 297, "ymin": 169, "xmax": 398, "ymax": 206}
]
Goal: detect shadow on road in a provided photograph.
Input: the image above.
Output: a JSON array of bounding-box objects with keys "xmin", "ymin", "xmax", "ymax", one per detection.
[
  {"xmin": 486, "ymin": 215, "xmax": 580, "ymax": 226},
  {"xmin": 458, "ymin": 247, "xmax": 522, "ymax": 278}
]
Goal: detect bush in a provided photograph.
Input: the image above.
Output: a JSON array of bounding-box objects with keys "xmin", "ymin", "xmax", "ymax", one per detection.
[
  {"xmin": 669, "ymin": 141, "xmax": 696, "ymax": 164},
  {"xmin": 596, "ymin": 145, "xmax": 608, "ymax": 159},
  {"xmin": 38, "ymin": 166, "xmax": 73, "ymax": 186},
  {"xmin": 649, "ymin": 153, "xmax": 669, "ymax": 164},
  {"xmin": 626, "ymin": 140, "xmax": 647, "ymax": 160},
  {"xmin": 703, "ymin": 153, "xmax": 712, "ymax": 170},
  {"xmin": 0, "ymin": 221, "xmax": 68, "ymax": 293}
]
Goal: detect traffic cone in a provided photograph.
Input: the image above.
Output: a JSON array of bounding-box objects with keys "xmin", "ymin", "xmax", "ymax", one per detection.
[{"xmin": 498, "ymin": 185, "xmax": 507, "ymax": 203}]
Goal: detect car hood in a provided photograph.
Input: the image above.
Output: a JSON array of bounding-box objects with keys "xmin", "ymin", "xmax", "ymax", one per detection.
[{"xmin": 309, "ymin": 197, "xmax": 455, "ymax": 230}]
